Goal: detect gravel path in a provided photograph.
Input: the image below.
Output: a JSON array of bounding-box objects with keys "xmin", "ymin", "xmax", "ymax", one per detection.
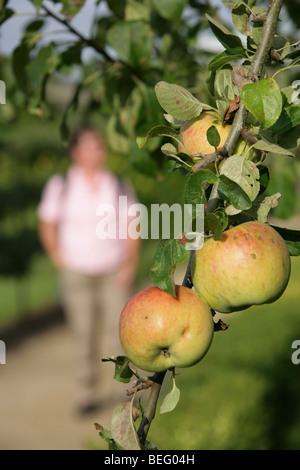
[{"xmin": 0, "ymin": 320, "xmax": 123, "ymax": 450}]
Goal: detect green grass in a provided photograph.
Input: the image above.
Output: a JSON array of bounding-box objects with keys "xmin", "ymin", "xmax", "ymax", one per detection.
[
  {"xmin": 0, "ymin": 254, "xmax": 59, "ymax": 326},
  {"xmin": 146, "ymin": 256, "xmax": 300, "ymax": 450}
]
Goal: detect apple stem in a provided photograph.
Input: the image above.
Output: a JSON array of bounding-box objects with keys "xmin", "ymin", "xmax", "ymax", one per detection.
[{"xmin": 161, "ymin": 348, "xmax": 170, "ymax": 357}]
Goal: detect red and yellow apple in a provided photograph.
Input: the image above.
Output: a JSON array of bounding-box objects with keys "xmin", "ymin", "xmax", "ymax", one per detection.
[
  {"xmin": 191, "ymin": 222, "xmax": 291, "ymax": 314},
  {"xmin": 179, "ymin": 111, "xmax": 259, "ymax": 161},
  {"xmin": 119, "ymin": 285, "xmax": 214, "ymax": 373}
]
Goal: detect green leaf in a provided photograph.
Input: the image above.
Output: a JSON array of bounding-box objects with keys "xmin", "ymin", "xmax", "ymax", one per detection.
[
  {"xmin": 214, "ymin": 66, "xmax": 238, "ymax": 101},
  {"xmin": 60, "ymin": 82, "xmax": 82, "ymax": 143},
  {"xmin": 94, "ymin": 423, "xmax": 120, "ymax": 450},
  {"xmin": 60, "ymin": 42, "xmax": 82, "ymax": 67},
  {"xmin": 232, "ymin": 4, "xmax": 252, "ymax": 36},
  {"xmin": 12, "ymin": 44, "xmax": 30, "ymax": 95},
  {"xmin": 125, "ymin": 0, "xmax": 151, "ymax": 21},
  {"xmin": 270, "ymin": 226, "xmax": 300, "ymax": 256},
  {"xmin": 208, "ymin": 51, "xmax": 246, "ymax": 72},
  {"xmin": 60, "ymin": 0, "xmax": 86, "ymax": 19},
  {"xmin": 277, "ymin": 125, "xmax": 300, "ymax": 150},
  {"xmin": 221, "ymin": 0, "xmax": 243, "ymax": 9},
  {"xmin": 219, "ymin": 155, "xmax": 260, "ymax": 215},
  {"xmin": 26, "ymin": 43, "xmax": 61, "ymax": 87},
  {"xmin": 253, "ymin": 139, "xmax": 295, "ymax": 157},
  {"xmin": 155, "ymin": 81, "xmax": 209, "ymax": 122},
  {"xmin": 107, "ymin": 114, "xmax": 129, "ymax": 154},
  {"xmin": 25, "ymin": 19, "xmax": 44, "ymax": 33},
  {"xmin": 107, "ymin": 20, "xmax": 154, "ymax": 68},
  {"xmin": 216, "ymin": 99, "xmax": 231, "ymax": 121},
  {"xmin": 270, "ymin": 103, "xmax": 300, "ymax": 138},
  {"xmin": 213, "ymin": 208, "xmax": 229, "ymax": 231},
  {"xmin": 106, "ymin": 0, "xmax": 125, "ymax": 18},
  {"xmin": 152, "ymin": 0, "xmax": 187, "ymax": 21},
  {"xmin": 163, "ymin": 114, "xmax": 185, "ymax": 127},
  {"xmin": 257, "ymin": 164, "xmax": 269, "ymax": 195},
  {"xmin": 0, "ymin": 7, "xmax": 14, "ymax": 25},
  {"xmin": 218, "ymin": 175, "xmax": 252, "ymax": 211},
  {"xmin": 160, "ymin": 375, "xmax": 181, "ymax": 415},
  {"xmin": 205, "ymin": 210, "xmax": 228, "ymax": 240},
  {"xmin": 161, "ymin": 143, "xmax": 194, "ymax": 168},
  {"xmin": 137, "ymin": 125, "xmax": 182, "ymax": 149},
  {"xmin": 25, "ymin": 44, "xmax": 60, "ymax": 115},
  {"xmin": 207, "ymin": 125, "xmax": 221, "ymax": 149},
  {"xmin": 252, "ymin": 6, "xmax": 267, "ymax": 46},
  {"xmin": 102, "ymin": 356, "xmax": 135, "ymax": 383},
  {"xmin": 205, "ymin": 14, "xmax": 246, "ymax": 55},
  {"xmin": 256, "ymin": 193, "xmax": 282, "ymax": 223},
  {"xmin": 184, "ymin": 169, "xmax": 219, "ymax": 206},
  {"xmin": 111, "ymin": 398, "xmax": 141, "ymax": 450},
  {"xmin": 236, "ymin": 190, "xmax": 281, "ymax": 224},
  {"xmin": 240, "ymin": 78, "xmax": 282, "ymax": 129},
  {"xmin": 30, "ymin": 0, "xmax": 45, "ymax": 13},
  {"xmin": 150, "ymin": 239, "xmax": 190, "ymax": 297},
  {"xmin": 284, "ymin": 48, "xmax": 300, "ymax": 61}
]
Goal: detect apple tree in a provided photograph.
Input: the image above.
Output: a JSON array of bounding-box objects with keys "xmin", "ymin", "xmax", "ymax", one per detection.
[{"xmin": 96, "ymin": 0, "xmax": 300, "ymax": 450}]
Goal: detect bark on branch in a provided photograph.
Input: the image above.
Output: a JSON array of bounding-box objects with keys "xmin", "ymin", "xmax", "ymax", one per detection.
[{"xmin": 222, "ymin": 0, "xmax": 284, "ymax": 158}]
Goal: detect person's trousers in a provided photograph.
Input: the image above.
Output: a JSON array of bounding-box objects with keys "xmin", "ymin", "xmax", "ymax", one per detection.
[{"xmin": 59, "ymin": 269, "xmax": 131, "ymax": 407}]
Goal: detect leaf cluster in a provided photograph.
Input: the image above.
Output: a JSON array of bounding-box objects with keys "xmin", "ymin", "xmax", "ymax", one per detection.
[
  {"xmin": 1, "ymin": 0, "xmax": 215, "ymax": 175},
  {"xmin": 135, "ymin": 0, "xmax": 300, "ymax": 298}
]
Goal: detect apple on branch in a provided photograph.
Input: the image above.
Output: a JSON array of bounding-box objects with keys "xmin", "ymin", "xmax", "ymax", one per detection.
[
  {"xmin": 179, "ymin": 110, "xmax": 260, "ymax": 161},
  {"xmin": 192, "ymin": 222, "xmax": 291, "ymax": 314},
  {"xmin": 119, "ymin": 285, "xmax": 214, "ymax": 373}
]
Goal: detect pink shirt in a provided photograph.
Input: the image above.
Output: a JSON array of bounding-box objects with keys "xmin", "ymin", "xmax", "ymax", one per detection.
[{"xmin": 37, "ymin": 166, "xmax": 134, "ymax": 275}]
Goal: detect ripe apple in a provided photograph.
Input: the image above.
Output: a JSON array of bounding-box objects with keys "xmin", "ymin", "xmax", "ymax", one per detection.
[
  {"xmin": 191, "ymin": 222, "xmax": 291, "ymax": 313},
  {"xmin": 119, "ymin": 285, "xmax": 214, "ymax": 373},
  {"xmin": 179, "ymin": 111, "xmax": 259, "ymax": 161}
]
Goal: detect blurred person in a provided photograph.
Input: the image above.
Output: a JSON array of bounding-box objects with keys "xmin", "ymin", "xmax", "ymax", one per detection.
[{"xmin": 37, "ymin": 126, "xmax": 140, "ymax": 415}]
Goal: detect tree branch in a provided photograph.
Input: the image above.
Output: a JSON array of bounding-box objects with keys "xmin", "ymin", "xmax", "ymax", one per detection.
[
  {"xmin": 191, "ymin": 151, "xmax": 222, "ymax": 172},
  {"xmin": 41, "ymin": 2, "xmax": 145, "ymax": 82},
  {"xmin": 222, "ymin": 0, "xmax": 284, "ymax": 158},
  {"xmin": 41, "ymin": 3, "xmax": 114, "ymax": 62},
  {"xmin": 137, "ymin": 371, "xmax": 167, "ymax": 446},
  {"xmin": 198, "ymin": 0, "xmax": 284, "ymax": 209}
]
